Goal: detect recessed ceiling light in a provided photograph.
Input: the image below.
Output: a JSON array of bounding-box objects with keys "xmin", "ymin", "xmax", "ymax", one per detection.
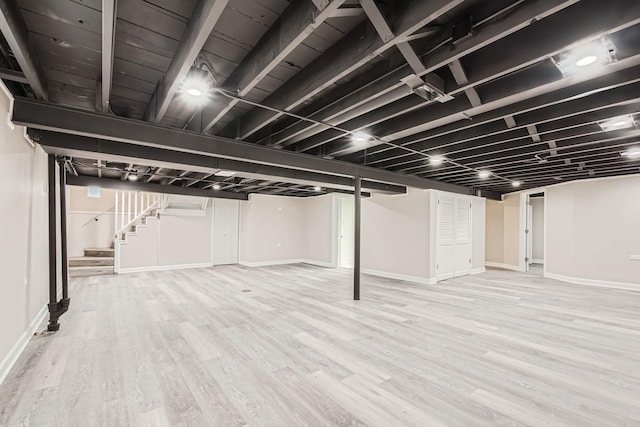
[
  {"xmin": 478, "ymin": 170, "xmax": 491, "ymax": 179},
  {"xmin": 313, "ymin": 186, "xmax": 322, "ymax": 192},
  {"xmin": 351, "ymin": 132, "xmax": 371, "ymax": 143},
  {"xmin": 621, "ymin": 148, "xmax": 640, "ymax": 159},
  {"xmin": 186, "ymin": 88, "xmax": 202, "ymax": 97},
  {"xmin": 599, "ymin": 114, "xmax": 635, "ymax": 131},
  {"xmin": 553, "ymin": 38, "xmax": 615, "ymax": 77},
  {"xmin": 128, "ymin": 174, "xmax": 138, "ymax": 181},
  {"xmin": 182, "ymin": 66, "xmax": 211, "ymax": 104},
  {"xmin": 212, "ymin": 184, "xmax": 221, "ymax": 190},
  {"xmin": 429, "ymin": 155, "xmax": 446, "ymax": 166},
  {"xmin": 575, "ymin": 55, "xmax": 598, "ymax": 67},
  {"xmin": 214, "ymin": 170, "xmax": 235, "ymax": 177},
  {"xmin": 512, "ymin": 181, "xmax": 521, "ymax": 187}
]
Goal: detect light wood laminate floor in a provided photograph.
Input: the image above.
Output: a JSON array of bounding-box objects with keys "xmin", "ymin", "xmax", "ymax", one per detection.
[{"xmin": 1, "ymin": 265, "xmax": 639, "ymax": 426}]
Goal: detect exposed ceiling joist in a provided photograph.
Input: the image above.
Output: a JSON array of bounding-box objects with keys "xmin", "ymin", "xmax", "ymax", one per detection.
[
  {"xmin": 0, "ymin": 0, "xmax": 47, "ymax": 99},
  {"xmin": 67, "ymin": 174, "xmax": 249, "ymax": 200},
  {"xmin": 0, "ymin": 67, "xmax": 26, "ymax": 83},
  {"xmin": 359, "ymin": 66, "xmax": 640, "ymax": 167},
  {"xmin": 143, "ymin": 0, "xmax": 229, "ymax": 123},
  {"xmin": 223, "ymin": 0, "xmax": 462, "ymax": 140},
  {"xmin": 448, "ymin": 59, "xmax": 482, "ymax": 107},
  {"xmin": 285, "ymin": 0, "xmax": 582, "ymax": 153},
  {"xmin": 194, "ymin": 0, "xmax": 345, "ymax": 133},
  {"xmin": 100, "ymin": 0, "xmax": 116, "ymax": 112}
]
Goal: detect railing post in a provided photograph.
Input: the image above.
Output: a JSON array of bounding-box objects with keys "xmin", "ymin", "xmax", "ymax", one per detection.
[
  {"xmin": 134, "ymin": 191, "xmax": 138, "ymax": 217},
  {"xmin": 114, "ymin": 191, "xmax": 119, "ymax": 236},
  {"xmin": 128, "ymin": 191, "xmax": 132, "ymax": 224}
]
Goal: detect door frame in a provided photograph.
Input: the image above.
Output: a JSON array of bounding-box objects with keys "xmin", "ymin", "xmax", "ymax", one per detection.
[{"xmin": 518, "ymin": 188, "xmax": 547, "ymax": 273}]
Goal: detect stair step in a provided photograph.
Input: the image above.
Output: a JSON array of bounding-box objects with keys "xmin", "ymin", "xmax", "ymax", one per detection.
[
  {"xmin": 69, "ymin": 266, "xmax": 114, "ymax": 278},
  {"xmin": 84, "ymin": 248, "xmax": 115, "ymax": 257},
  {"xmin": 69, "ymin": 256, "xmax": 114, "ymax": 267}
]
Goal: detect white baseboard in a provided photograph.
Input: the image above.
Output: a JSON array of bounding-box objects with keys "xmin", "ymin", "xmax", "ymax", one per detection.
[
  {"xmin": 531, "ymin": 259, "xmax": 545, "ymax": 264},
  {"xmin": 0, "ymin": 304, "xmax": 47, "ymax": 387},
  {"xmin": 544, "ymin": 272, "xmax": 640, "ymax": 292},
  {"xmin": 118, "ymin": 262, "xmax": 213, "ymax": 274},
  {"xmin": 470, "ymin": 267, "xmax": 486, "ymax": 275},
  {"xmin": 362, "ymin": 268, "xmax": 437, "ymax": 285},
  {"xmin": 302, "ymin": 259, "xmax": 335, "ymax": 268},
  {"xmin": 485, "ymin": 262, "xmax": 520, "ymax": 271},
  {"xmin": 239, "ymin": 259, "xmax": 305, "ymax": 267}
]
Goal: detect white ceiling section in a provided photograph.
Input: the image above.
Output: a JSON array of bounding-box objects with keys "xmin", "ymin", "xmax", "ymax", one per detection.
[{"xmin": 0, "ymin": 0, "xmax": 639, "ymax": 197}]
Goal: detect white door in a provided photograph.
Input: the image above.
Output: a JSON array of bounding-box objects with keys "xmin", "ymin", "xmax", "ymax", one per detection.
[
  {"xmin": 437, "ymin": 195, "xmax": 455, "ymax": 280},
  {"xmin": 454, "ymin": 198, "xmax": 471, "ymax": 277},
  {"xmin": 213, "ymin": 199, "xmax": 239, "ymax": 265},
  {"xmin": 525, "ymin": 196, "xmax": 533, "ymax": 272},
  {"xmin": 339, "ymin": 197, "xmax": 355, "ymax": 268}
]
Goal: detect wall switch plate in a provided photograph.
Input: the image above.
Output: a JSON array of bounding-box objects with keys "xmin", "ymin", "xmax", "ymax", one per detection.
[{"xmin": 630, "ymin": 255, "xmax": 640, "ymax": 261}]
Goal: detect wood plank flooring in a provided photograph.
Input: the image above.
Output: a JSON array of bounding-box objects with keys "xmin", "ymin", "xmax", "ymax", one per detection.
[{"xmin": 1, "ymin": 265, "xmax": 639, "ymax": 426}]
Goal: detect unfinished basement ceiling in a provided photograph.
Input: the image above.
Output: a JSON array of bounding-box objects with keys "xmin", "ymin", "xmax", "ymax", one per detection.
[{"xmin": 1, "ymin": 0, "xmax": 640, "ymax": 196}]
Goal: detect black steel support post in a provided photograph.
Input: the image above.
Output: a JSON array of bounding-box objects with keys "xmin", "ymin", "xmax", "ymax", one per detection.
[
  {"xmin": 353, "ymin": 176, "xmax": 361, "ymax": 301},
  {"xmin": 58, "ymin": 159, "xmax": 69, "ymax": 300},
  {"xmin": 47, "ymin": 155, "xmax": 69, "ymax": 331}
]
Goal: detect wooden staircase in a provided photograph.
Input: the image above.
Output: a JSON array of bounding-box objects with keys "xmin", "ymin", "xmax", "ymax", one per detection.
[{"xmin": 69, "ymin": 248, "xmax": 115, "ymax": 277}]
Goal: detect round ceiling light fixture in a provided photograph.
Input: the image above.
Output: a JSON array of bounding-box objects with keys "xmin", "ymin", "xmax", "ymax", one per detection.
[
  {"xmin": 212, "ymin": 184, "xmax": 221, "ymax": 190},
  {"xmin": 314, "ymin": 186, "xmax": 322, "ymax": 192},
  {"xmin": 575, "ymin": 55, "xmax": 598, "ymax": 67},
  {"xmin": 512, "ymin": 181, "xmax": 522, "ymax": 187},
  {"xmin": 351, "ymin": 132, "xmax": 371, "ymax": 144},
  {"xmin": 128, "ymin": 174, "xmax": 138, "ymax": 181},
  {"xmin": 478, "ymin": 170, "xmax": 491, "ymax": 179},
  {"xmin": 429, "ymin": 155, "xmax": 446, "ymax": 166}
]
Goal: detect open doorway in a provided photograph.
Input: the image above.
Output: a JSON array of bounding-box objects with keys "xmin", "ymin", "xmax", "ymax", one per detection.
[
  {"xmin": 338, "ymin": 197, "xmax": 355, "ymax": 268},
  {"xmin": 524, "ymin": 192, "xmax": 545, "ymax": 274}
]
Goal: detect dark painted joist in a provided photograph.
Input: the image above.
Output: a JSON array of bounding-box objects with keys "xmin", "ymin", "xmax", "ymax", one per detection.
[
  {"xmin": 31, "ymin": 129, "xmax": 408, "ymax": 194},
  {"xmin": 100, "ymin": 0, "xmax": 116, "ymax": 112},
  {"xmin": 222, "ymin": 0, "xmax": 462, "ymax": 140},
  {"xmin": 373, "ymin": 89, "xmax": 640, "ymax": 170},
  {"xmin": 67, "ymin": 174, "xmax": 249, "ymax": 200},
  {"xmin": 0, "ymin": 67, "xmax": 27, "ymax": 83},
  {"xmin": 282, "ymin": 0, "xmax": 580, "ymax": 151},
  {"xmin": 14, "ymin": 98, "xmax": 470, "ymax": 194},
  {"xmin": 0, "ymin": 0, "xmax": 47, "ymax": 99},
  {"xmin": 144, "ymin": 0, "xmax": 228, "ymax": 123},
  {"xmin": 351, "ymin": 64, "xmax": 640, "ymax": 167},
  {"xmin": 196, "ymin": 0, "xmax": 345, "ymax": 132}
]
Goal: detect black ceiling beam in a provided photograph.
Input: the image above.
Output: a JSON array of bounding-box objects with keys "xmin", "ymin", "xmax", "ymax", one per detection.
[
  {"xmin": 13, "ymin": 98, "xmax": 471, "ymax": 194},
  {"xmin": 30, "ymin": 129, "xmax": 407, "ymax": 195},
  {"xmin": 100, "ymin": 0, "xmax": 116, "ymax": 112},
  {"xmin": 143, "ymin": 0, "xmax": 228, "ymax": 123},
  {"xmin": 66, "ymin": 174, "xmax": 248, "ymax": 200},
  {"xmin": 377, "ymin": 93, "xmax": 640, "ymax": 171},
  {"xmin": 194, "ymin": 0, "xmax": 345, "ymax": 133},
  {"xmin": 0, "ymin": 67, "xmax": 26, "ymax": 83},
  {"xmin": 351, "ymin": 63, "xmax": 640, "ymax": 169},
  {"xmin": 221, "ymin": 0, "xmax": 462, "ymax": 140},
  {"xmin": 0, "ymin": 0, "xmax": 47, "ymax": 99},
  {"xmin": 283, "ymin": 0, "xmax": 581, "ymax": 152}
]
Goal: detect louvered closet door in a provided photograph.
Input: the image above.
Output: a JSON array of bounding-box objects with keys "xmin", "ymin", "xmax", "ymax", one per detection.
[
  {"xmin": 213, "ymin": 199, "xmax": 240, "ymax": 265},
  {"xmin": 454, "ymin": 198, "xmax": 472, "ymax": 277},
  {"xmin": 437, "ymin": 195, "xmax": 455, "ymax": 280}
]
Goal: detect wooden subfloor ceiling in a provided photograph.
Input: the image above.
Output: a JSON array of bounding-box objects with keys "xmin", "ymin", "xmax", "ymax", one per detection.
[{"xmin": 0, "ymin": 265, "xmax": 639, "ymax": 426}]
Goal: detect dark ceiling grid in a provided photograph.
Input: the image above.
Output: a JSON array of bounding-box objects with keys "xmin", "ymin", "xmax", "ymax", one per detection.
[
  {"xmin": 1, "ymin": 0, "xmax": 639, "ymax": 196},
  {"xmin": 280, "ymin": 0, "xmax": 582, "ymax": 156}
]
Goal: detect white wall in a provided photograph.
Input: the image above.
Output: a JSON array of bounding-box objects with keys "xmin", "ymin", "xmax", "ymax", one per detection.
[
  {"xmin": 546, "ymin": 176, "xmax": 640, "ymax": 285},
  {"xmin": 0, "ymin": 83, "xmax": 49, "ymax": 384},
  {"xmin": 119, "ymin": 204, "xmax": 213, "ymax": 272},
  {"xmin": 485, "ymin": 200, "xmax": 505, "ymax": 264},
  {"xmin": 238, "ymin": 193, "xmax": 336, "ymax": 266},
  {"xmin": 531, "ymin": 197, "xmax": 544, "ymax": 262},
  {"xmin": 362, "ymin": 189, "xmax": 431, "ymax": 281}
]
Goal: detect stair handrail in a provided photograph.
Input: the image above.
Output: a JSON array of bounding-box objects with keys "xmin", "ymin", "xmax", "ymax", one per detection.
[
  {"xmin": 114, "ymin": 199, "xmax": 159, "ymax": 238},
  {"xmin": 82, "ymin": 203, "xmax": 116, "ymax": 226}
]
